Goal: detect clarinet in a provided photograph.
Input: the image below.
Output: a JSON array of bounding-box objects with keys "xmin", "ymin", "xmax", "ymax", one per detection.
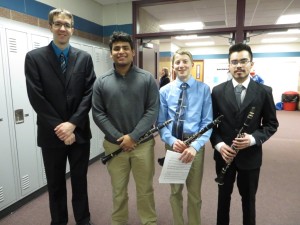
[
  {"xmin": 215, "ymin": 107, "xmax": 256, "ymax": 185},
  {"xmin": 101, "ymin": 119, "xmax": 172, "ymax": 165},
  {"xmin": 158, "ymin": 115, "xmax": 224, "ymax": 166}
]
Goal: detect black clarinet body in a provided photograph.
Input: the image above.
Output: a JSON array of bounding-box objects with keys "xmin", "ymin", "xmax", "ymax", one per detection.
[
  {"xmin": 158, "ymin": 115, "xmax": 224, "ymax": 166},
  {"xmin": 101, "ymin": 119, "xmax": 172, "ymax": 165},
  {"xmin": 215, "ymin": 107, "xmax": 256, "ymax": 185}
]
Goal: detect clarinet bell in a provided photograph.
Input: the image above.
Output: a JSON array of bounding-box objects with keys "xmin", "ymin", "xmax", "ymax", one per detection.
[
  {"xmin": 214, "ymin": 176, "xmax": 224, "ymax": 185},
  {"xmin": 157, "ymin": 157, "xmax": 165, "ymax": 166}
]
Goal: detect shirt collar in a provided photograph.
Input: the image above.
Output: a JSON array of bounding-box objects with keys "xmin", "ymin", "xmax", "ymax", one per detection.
[
  {"xmin": 51, "ymin": 41, "xmax": 70, "ymax": 58},
  {"xmin": 232, "ymin": 75, "xmax": 251, "ymax": 89},
  {"xmin": 175, "ymin": 76, "xmax": 196, "ymax": 88}
]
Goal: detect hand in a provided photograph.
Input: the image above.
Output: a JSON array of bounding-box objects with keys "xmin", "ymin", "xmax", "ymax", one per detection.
[
  {"xmin": 54, "ymin": 122, "xmax": 76, "ymax": 141},
  {"xmin": 179, "ymin": 146, "xmax": 196, "ymax": 164},
  {"xmin": 117, "ymin": 134, "xmax": 136, "ymax": 152},
  {"xmin": 232, "ymin": 133, "xmax": 251, "ymax": 150},
  {"xmin": 64, "ymin": 133, "xmax": 76, "ymax": 145},
  {"xmin": 220, "ymin": 144, "xmax": 237, "ymax": 163},
  {"xmin": 172, "ymin": 139, "xmax": 187, "ymax": 153}
]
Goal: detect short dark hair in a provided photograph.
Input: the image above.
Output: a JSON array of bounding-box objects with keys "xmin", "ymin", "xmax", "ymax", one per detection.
[
  {"xmin": 48, "ymin": 8, "xmax": 74, "ymax": 27},
  {"xmin": 228, "ymin": 43, "xmax": 253, "ymax": 62},
  {"xmin": 109, "ymin": 31, "xmax": 134, "ymax": 52}
]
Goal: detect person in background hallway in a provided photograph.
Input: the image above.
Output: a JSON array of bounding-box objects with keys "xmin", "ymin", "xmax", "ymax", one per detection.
[
  {"xmin": 159, "ymin": 67, "xmax": 170, "ymax": 88},
  {"xmin": 24, "ymin": 8, "xmax": 96, "ymax": 225},
  {"xmin": 210, "ymin": 43, "xmax": 279, "ymax": 225},
  {"xmin": 157, "ymin": 49, "xmax": 213, "ymax": 225},
  {"xmin": 92, "ymin": 31, "xmax": 159, "ymax": 225},
  {"xmin": 250, "ymin": 70, "xmax": 264, "ymax": 84}
]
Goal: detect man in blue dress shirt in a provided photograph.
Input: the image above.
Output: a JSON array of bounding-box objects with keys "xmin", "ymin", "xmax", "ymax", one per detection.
[{"xmin": 157, "ymin": 49, "xmax": 213, "ymax": 225}]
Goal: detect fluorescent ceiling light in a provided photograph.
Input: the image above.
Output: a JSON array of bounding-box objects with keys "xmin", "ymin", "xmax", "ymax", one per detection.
[
  {"xmin": 276, "ymin": 14, "xmax": 300, "ymax": 24},
  {"xmin": 268, "ymin": 29, "xmax": 300, "ymax": 35},
  {"xmin": 160, "ymin": 22, "xmax": 203, "ymax": 31},
  {"xmin": 185, "ymin": 41, "xmax": 214, "ymax": 46},
  {"xmin": 175, "ymin": 35, "xmax": 210, "ymax": 40},
  {"xmin": 261, "ymin": 38, "xmax": 298, "ymax": 43}
]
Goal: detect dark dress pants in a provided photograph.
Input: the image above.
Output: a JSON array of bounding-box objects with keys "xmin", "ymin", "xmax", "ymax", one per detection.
[
  {"xmin": 215, "ymin": 161, "xmax": 260, "ymax": 225},
  {"xmin": 42, "ymin": 142, "xmax": 91, "ymax": 225}
]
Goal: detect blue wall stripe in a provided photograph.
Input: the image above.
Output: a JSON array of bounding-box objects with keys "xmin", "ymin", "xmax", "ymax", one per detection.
[
  {"xmin": 26, "ymin": 0, "xmax": 52, "ymax": 21},
  {"xmin": 1, "ymin": 0, "xmax": 104, "ymax": 37},
  {"xmin": 75, "ymin": 17, "xmax": 103, "ymax": 36}
]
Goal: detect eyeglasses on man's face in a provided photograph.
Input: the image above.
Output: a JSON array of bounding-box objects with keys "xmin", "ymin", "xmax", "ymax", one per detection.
[
  {"xmin": 52, "ymin": 21, "xmax": 72, "ymax": 29},
  {"xmin": 230, "ymin": 58, "xmax": 251, "ymax": 66}
]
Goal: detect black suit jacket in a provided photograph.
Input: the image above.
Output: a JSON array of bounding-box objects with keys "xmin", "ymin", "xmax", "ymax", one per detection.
[
  {"xmin": 210, "ymin": 79, "xmax": 279, "ymax": 170},
  {"xmin": 25, "ymin": 43, "xmax": 96, "ymax": 148}
]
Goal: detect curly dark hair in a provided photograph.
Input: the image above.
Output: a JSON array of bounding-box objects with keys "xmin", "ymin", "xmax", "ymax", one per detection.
[{"xmin": 109, "ymin": 31, "xmax": 134, "ymax": 52}]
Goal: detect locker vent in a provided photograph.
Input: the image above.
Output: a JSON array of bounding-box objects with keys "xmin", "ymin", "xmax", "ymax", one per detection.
[
  {"xmin": 21, "ymin": 175, "xmax": 30, "ymax": 190},
  {"xmin": 8, "ymin": 37, "xmax": 17, "ymax": 53},
  {"xmin": 95, "ymin": 52, "xmax": 101, "ymax": 63},
  {"xmin": 33, "ymin": 42, "xmax": 41, "ymax": 49},
  {"xmin": 0, "ymin": 186, "xmax": 4, "ymax": 202}
]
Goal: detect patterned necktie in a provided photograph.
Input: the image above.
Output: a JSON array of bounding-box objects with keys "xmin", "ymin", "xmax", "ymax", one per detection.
[
  {"xmin": 172, "ymin": 83, "xmax": 188, "ymax": 140},
  {"xmin": 60, "ymin": 53, "xmax": 67, "ymax": 74},
  {"xmin": 235, "ymin": 84, "xmax": 245, "ymax": 108}
]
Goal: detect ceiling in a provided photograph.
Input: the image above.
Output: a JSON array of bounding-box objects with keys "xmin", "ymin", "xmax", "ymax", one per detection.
[{"xmin": 93, "ymin": 0, "xmax": 300, "ymax": 47}]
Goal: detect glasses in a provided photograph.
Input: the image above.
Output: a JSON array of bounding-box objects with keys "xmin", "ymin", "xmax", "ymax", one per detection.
[
  {"xmin": 230, "ymin": 59, "xmax": 251, "ymax": 66},
  {"xmin": 52, "ymin": 22, "xmax": 72, "ymax": 29}
]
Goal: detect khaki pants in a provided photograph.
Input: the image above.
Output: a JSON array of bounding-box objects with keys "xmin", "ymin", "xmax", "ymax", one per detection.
[
  {"xmin": 103, "ymin": 139, "xmax": 157, "ymax": 225},
  {"xmin": 167, "ymin": 145, "xmax": 205, "ymax": 225}
]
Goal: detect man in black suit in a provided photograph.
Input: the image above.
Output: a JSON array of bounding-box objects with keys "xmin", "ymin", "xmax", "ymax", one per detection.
[
  {"xmin": 210, "ymin": 43, "xmax": 279, "ymax": 225},
  {"xmin": 24, "ymin": 8, "xmax": 96, "ymax": 225}
]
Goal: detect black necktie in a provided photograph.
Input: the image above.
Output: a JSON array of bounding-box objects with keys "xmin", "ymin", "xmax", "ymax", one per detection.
[
  {"xmin": 172, "ymin": 83, "xmax": 188, "ymax": 140},
  {"xmin": 60, "ymin": 53, "xmax": 66, "ymax": 74},
  {"xmin": 235, "ymin": 84, "xmax": 244, "ymax": 108}
]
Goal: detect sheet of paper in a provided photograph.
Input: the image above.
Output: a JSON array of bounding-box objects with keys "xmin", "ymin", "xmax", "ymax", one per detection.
[{"xmin": 159, "ymin": 150, "xmax": 192, "ymax": 184}]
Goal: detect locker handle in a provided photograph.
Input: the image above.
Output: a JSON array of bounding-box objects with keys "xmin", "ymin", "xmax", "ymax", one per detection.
[
  {"xmin": 15, "ymin": 109, "xmax": 24, "ymax": 124},
  {"xmin": 0, "ymin": 118, "xmax": 3, "ymax": 122},
  {"xmin": 24, "ymin": 113, "xmax": 29, "ymax": 117}
]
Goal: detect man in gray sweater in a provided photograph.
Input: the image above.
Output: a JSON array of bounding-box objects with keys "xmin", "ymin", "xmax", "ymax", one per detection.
[{"xmin": 92, "ymin": 31, "xmax": 159, "ymax": 225}]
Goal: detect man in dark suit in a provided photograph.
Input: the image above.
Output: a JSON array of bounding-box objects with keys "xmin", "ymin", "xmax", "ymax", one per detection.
[
  {"xmin": 24, "ymin": 8, "xmax": 96, "ymax": 225},
  {"xmin": 210, "ymin": 43, "xmax": 279, "ymax": 225}
]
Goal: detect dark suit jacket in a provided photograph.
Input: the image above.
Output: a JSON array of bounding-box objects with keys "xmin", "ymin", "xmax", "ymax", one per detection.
[
  {"xmin": 210, "ymin": 79, "xmax": 279, "ymax": 170},
  {"xmin": 25, "ymin": 43, "xmax": 96, "ymax": 148}
]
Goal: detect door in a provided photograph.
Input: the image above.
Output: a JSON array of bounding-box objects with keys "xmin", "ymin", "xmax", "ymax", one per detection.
[{"xmin": 6, "ymin": 29, "xmax": 41, "ymax": 196}]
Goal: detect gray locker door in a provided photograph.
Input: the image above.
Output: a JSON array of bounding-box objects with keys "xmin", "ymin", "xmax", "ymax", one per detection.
[
  {"xmin": 92, "ymin": 47, "xmax": 105, "ymax": 155},
  {"xmin": 81, "ymin": 44, "xmax": 101, "ymax": 159},
  {"xmin": 0, "ymin": 29, "xmax": 17, "ymax": 210},
  {"xmin": 5, "ymin": 29, "xmax": 40, "ymax": 196}
]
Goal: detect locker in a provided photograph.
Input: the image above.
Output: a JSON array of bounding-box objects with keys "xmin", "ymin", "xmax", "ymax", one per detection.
[
  {"xmin": 29, "ymin": 33, "xmax": 51, "ymax": 185},
  {"xmin": 5, "ymin": 29, "xmax": 41, "ymax": 196},
  {"xmin": 0, "ymin": 28, "xmax": 17, "ymax": 210},
  {"xmin": 81, "ymin": 44, "xmax": 102, "ymax": 159}
]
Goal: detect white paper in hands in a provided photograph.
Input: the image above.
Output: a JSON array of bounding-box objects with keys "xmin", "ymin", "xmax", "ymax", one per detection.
[{"xmin": 159, "ymin": 150, "xmax": 193, "ymax": 184}]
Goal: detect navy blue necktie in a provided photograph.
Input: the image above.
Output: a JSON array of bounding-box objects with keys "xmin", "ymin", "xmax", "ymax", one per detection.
[
  {"xmin": 60, "ymin": 53, "xmax": 67, "ymax": 74},
  {"xmin": 172, "ymin": 83, "xmax": 188, "ymax": 140}
]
